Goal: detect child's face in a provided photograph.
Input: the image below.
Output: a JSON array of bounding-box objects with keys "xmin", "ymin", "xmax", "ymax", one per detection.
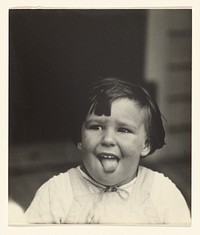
[{"xmin": 78, "ymin": 98, "xmax": 150, "ymax": 186}]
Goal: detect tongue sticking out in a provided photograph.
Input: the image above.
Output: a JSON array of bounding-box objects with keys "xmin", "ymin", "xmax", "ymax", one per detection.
[{"xmin": 101, "ymin": 158, "xmax": 118, "ymax": 173}]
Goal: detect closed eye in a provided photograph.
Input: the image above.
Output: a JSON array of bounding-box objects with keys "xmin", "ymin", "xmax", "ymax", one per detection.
[{"xmin": 118, "ymin": 127, "xmax": 133, "ymax": 133}]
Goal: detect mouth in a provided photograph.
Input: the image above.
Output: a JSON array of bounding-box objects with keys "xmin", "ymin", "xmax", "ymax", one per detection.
[{"xmin": 97, "ymin": 153, "xmax": 120, "ymax": 173}]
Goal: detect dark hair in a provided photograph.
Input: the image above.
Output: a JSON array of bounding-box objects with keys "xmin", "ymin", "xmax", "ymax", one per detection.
[{"xmin": 74, "ymin": 77, "xmax": 165, "ymax": 155}]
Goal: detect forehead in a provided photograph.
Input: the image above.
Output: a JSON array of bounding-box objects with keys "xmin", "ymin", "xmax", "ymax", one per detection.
[{"xmin": 87, "ymin": 98, "xmax": 148, "ymax": 127}]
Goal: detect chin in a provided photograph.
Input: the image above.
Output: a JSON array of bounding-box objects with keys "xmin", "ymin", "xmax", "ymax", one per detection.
[{"xmin": 94, "ymin": 175, "xmax": 119, "ymax": 187}]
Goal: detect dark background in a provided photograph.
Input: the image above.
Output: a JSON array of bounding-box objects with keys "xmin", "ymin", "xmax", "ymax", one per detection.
[{"xmin": 9, "ymin": 9, "xmax": 147, "ymax": 144}]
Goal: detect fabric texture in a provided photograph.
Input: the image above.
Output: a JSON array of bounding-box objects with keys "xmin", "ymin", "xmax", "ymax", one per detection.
[{"xmin": 25, "ymin": 165, "xmax": 190, "ymax": 224}]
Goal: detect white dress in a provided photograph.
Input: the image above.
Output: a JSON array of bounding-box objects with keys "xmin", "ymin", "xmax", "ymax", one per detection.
[{"xmin": 25, "ymin": 165, "xmax": 190, "ymax": 224}]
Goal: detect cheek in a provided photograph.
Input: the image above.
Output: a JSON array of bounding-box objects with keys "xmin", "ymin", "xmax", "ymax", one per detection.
[
  {"xmin": 119, "ymin": 136, "xmax": 144, "ymax": 156},
  {"xmin": 81, "ymin": 130, "xmax": 99, "ymax": 151},
  {"xmin": 80, "ymin": 132, "xmax": 90, "ymax": 148}
]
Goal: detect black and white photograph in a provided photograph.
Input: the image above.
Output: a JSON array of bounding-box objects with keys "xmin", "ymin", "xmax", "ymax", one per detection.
[{"xmin": 8, "ymin": 8, "xmax": 193, "ymax": 226}]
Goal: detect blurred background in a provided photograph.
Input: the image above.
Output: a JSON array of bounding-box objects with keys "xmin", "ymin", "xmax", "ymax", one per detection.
[{"xmin": 9, "ymin": 9, "xmax": 191, "ymax": 211}]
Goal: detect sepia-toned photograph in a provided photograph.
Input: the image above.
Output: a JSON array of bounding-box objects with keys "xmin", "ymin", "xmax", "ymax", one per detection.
[{"xmin": 8, "ymin": 9, "xmax": 191, "ymax": 225}]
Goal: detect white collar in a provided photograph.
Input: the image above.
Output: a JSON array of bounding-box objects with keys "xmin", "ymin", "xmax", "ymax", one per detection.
[{"xmin": 77, "ymin": 165, "xmax": 138, "ymax": 191}]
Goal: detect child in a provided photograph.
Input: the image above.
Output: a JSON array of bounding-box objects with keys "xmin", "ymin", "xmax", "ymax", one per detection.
[{"xmin": 25, "ymin": 77, "xmax": 190, "ymax": 224}]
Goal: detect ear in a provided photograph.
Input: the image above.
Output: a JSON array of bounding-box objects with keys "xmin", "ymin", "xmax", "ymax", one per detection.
[
  {"xmin": 77, "ymin": 142, "xmax": 82, "ymax": 150},
  {"xmin": 140, "ymin": 138, "xmax": 151, "ymax": 157}
]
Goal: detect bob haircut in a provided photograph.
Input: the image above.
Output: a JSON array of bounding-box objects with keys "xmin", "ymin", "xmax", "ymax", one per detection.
[{"xmin": 74, "ymin": 77, "xmax": 165, "ymax": 156}]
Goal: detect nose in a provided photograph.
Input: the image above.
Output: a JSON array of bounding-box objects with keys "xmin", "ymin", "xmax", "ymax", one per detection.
[{"xmin": 101, "ymin": 129, "xmax": 116, "ymax": 146}]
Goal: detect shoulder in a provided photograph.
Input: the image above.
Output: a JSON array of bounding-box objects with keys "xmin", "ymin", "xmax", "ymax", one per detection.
[
  {"xmin": 138, "ymin": 165, "xmax": 176, "ymax": 188},
  {"xmin": 139, "ymin": 166, "xmax": 190, "ymax": 224},
  {"xmin": 25, "ymin": 167, "xmax": 80, "ymax": 223},
  {"xmin": 37, "ymin": 169, "xmax": 72, "ymax": 194},
  {"xmin": 39, "ymin": 166, "xmax": 80, "ymax": 189},
  {"xmin": 139, "ymin": 165, "xmax": 185, "ymax": 200},
  {"xmin": 137, "ymin": 165, "xmax": 170, "ymax": 189}
]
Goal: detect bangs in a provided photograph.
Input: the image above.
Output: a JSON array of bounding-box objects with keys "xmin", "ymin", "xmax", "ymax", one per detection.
[
  {"xmin": 87, "ymin": 78, "xmax": 141, "ymax": 117},
  {"xmin": 90, "ymin": 97, "xmax": 112, "ymax": 116}
]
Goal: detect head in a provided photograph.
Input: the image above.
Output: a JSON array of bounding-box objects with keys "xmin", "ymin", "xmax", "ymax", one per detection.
[{"xmin": 75, "ymin": 77, "xmax": 165, "ymax": 186}]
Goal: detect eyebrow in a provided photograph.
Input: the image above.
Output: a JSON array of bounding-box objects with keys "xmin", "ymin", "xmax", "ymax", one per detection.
[
  {"xmin": 84, "ymin": 118, "xmax": 106, "ymax": 125},
  {"xmin": 115, "ymin": 121, "xmax": 138, "ymax": 131}
]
